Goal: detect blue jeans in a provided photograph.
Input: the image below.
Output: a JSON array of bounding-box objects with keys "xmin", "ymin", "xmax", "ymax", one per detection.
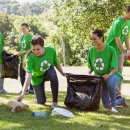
[
  {"xmin": 101, "ymin": 74, "xmax": 121, "ymax": 108},
  {"xmin": 33, "ymin": 67, "xmax": 59, "ymax": 104}
]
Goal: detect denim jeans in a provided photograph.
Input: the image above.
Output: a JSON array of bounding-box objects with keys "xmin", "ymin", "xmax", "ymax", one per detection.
[
  {"xmin": 33, "ymin": 67, "xmax": 58, "ymax": 104},
  {"xmin": 20, "ymin": 63, "xmax": 33, "ymax": 91},
  {"xmin": 101, "ymin": 74, "xmax": 121, "ymax": 108}
]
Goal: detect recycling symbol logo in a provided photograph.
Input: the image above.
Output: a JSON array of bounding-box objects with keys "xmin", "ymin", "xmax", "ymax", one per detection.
[
  {"xmin": 122, "ymin": 26, "xmax": 128, "ymax": 35},
  {"xmin": 94, "ymin": 58, "xmax": 104, "ymax": 70},
  {"xmin": 22, "ymin": 40, "xmax": 26, "ymax": 49},
  {"xmin": 40, "ymin": 60, "xmax": 51, "ymax": 72}
]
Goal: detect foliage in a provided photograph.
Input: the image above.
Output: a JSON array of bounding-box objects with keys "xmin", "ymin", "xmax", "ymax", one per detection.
[
  {"xmin": 1, "ymin": 14, "xmax": 48, "ymax": 52},
  {"xmin": 0, "ymin": 12, "xmax": 13, "ymax": 37},
  {"xmin": 0, "ymin": 0, "xmax": 50, "ymax": 15},
  {"xmin": 0, "ymin": 0, "xmax": 130, "ymax": 65},
  {"xmin": 124, "ymin": 60, "xmax": 130, "ymax": 66},
  {"xmin": 50, "ymin": 0, "xmax": 127, "ymax": 65}
]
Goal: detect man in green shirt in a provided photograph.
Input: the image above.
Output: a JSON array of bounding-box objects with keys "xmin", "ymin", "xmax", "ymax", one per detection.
[
  {"xmin": 17, "ymin": 36, "xmax": 66, "ymax": 108},
  {"xmin": 0, "ymin": 33, "xmax": 6, "ymax": 93},
  {"xmin": 17, "ymin": 23, "xmax": 34, "ymax": 93},
  {"xmin": 105, "ymin": 6, "xmax": 130, "ymax": 106}
]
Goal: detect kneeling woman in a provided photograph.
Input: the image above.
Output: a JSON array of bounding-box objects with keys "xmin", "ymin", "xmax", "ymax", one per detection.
[
  {"xmin": 17, "ymin": 36, "xmax": 66, "ymax": 108},
  {"xmin": 88, "ymin": 29, "xmax": 123, "ymax": 112}
]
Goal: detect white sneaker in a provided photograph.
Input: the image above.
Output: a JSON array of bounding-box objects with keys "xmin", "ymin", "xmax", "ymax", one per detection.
[
  {"xmin": 0, "ymin": 89, "xmax": 7, "ymax": 93},
  {"xmin": 111, "ymin": 107, "xmax": 118, "ymax": 113}
]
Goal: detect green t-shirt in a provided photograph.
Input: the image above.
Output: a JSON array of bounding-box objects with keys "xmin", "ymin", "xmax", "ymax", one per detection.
[
  {"xmin": 19, "ymin": 33, "xmax": 33, "ymax": 63},
  {"xmin": 105, "ymin": 17, "xmax": 130, "ymax": 55},
  {"xmin": 26, "ymin": 46, "xmax": 59, "ymax": 86},
  {"xmin": 0, "ymin": 33, "xmax": 4, "ymax": 64},
  {"xmin": 88, "ymin": 45, "xmax": 123, "ymax": 80}
]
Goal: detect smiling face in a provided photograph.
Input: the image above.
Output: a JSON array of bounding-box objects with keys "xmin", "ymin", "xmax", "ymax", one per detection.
[
  {"xmin": 91, "ymin": 33, "xmax": 103, "ymax": 47},
  {"xmin": 32, "ymin": 44, "xmax": 45, "ymax": 57},
  {"xmin": 21, "ymin": 25, "xmax": 29, "ymax": 35}
]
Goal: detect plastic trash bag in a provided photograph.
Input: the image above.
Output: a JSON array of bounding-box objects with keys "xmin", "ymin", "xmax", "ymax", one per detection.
[
  {"xmin": 64, "ymin": 73, "xmax": 102, "ymax": 111},
  {"xmin": 1, "ymin": 51, "xmax": 19, "ymax": 79},
  {"xmin": 51, "ymin": 107, "xmax": 75, "ymax": 118}
]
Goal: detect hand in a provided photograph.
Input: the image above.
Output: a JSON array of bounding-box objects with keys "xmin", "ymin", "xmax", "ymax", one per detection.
[
  {"xmin": 17, "ymin": 95, "xmax": 24, "ymax": 102},
  {"xmin": 102, "ymin": 74, "xmax": 110, "ymax": 80},
  {"xmin": 16, "ymin": 52, "xmax": 22, "ymax": 57},
  {"xmin": 61, "ymin": 72, "xmax": 67, "ymax": 77}
]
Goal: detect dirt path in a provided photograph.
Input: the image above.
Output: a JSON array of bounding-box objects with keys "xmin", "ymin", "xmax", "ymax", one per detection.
[{"xmin": 4, "ymin": 66, "xmax": 130, "ymax": 96}]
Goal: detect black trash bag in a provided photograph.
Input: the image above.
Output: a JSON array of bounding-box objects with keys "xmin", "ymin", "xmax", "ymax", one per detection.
[
  {"xmin": 1, "ymin": 51, "xmax": 19, "ymax": 79},
  {"xmin": 64, "ymin": 74, "xmax": 102, "ymax": 111}
]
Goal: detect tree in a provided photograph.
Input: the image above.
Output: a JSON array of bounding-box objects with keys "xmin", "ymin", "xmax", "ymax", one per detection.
[
  {"xmin": 0, "ymin": 12, "xmax": 12, "ymax": 37},
  {"xmin": 50, "ymin": 0, "xmax": 126, "ymax": 65}
]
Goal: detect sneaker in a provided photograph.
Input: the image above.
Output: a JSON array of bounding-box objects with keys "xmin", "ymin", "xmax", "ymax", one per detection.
[
  {"xmin": 110, "ymin": 107, "xmax": 118, "ymax": 113},
  {"xmin": 116, "ymin": 97, "xmax": 128, "ymax": 107},
  {"xmin": 51, "ymin": 102, "xmax": 57, "ymax": 109},
  {"xmin": 0, "ymin": 89, "xmax": 7, "ymax": 93},
  {"xmin": 120, "ymin": 98, "xmax": 128, "ymax": 107}
]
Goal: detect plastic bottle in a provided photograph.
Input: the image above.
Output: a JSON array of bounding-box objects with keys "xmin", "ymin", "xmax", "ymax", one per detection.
[{"xmin": 32, "ymin": 112, "xmax": 48, "ymax": 118}]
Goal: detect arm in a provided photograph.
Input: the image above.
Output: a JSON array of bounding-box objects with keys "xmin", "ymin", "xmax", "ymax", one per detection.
[
  {"xmin": 103, "ymin": 68, "xmax": 117, "ymax": 80},
  {"xmin": 125, "ymin": 37, "xmax": 130, "ymax": 57},
  {"xmin": 55, "ymin": 64, "xmax": 66, "ymax": 76},
  {"xmin": 87, "ymin": 69, "xmax": 93, "ymax": 75},
  {"xmin": 17, "ymin": 72, "xmax": 32, "ymax": 101},
  {"xmin": 125, "ymin": 37, "xmax": 130, "ymax": 50},
  {"xmin": 115, "ymin": 37, "xmax": 125, "ymax": 52},
  {"xmin": 17, "ymin": 50, "xmax": 31, "ymax": 57}
]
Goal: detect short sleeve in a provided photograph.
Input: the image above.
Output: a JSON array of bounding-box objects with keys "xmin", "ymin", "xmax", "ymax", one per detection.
[{"xmin": 113, "ymin": 20, "xmax": 122, "ymax": 37}]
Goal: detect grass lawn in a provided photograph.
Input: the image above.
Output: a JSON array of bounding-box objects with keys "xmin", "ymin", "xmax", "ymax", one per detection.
[{"xmin": 0, "ymin": 92, "xmax": 130, "ymax": 130}]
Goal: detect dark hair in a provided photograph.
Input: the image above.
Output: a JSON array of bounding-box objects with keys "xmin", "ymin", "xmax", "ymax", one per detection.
[
  {"xmin": 23, "ymin": 36, "xmax": 44, "ymax": 69},
  {"xmin": 92, "ymin": 29, "xmax": 104, "ymax": 41},
  {"xmin": 126, "ymin": 6, "xmax": 130, "ymax": 12},
  {"xmin": 31, "ymin": 36, "xmax": 44, "ymax": 47},
  {"xmin": 21, "ymin": 23, "xmax": 29, "ymax": 28}
]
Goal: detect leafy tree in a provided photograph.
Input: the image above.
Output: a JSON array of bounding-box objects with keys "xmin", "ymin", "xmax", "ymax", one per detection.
[
  {"xmin": 50, "ymin": 0, "xmax": 126, "ymax": 65},
  {"xmin": 0, "ymin": 12, "xmax": 12, "ymax": 37}
]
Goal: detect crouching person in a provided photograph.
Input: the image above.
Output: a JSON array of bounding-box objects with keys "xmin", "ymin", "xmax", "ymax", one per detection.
[
  {"xmin": 17, "ymin": 36, "xmax": 66, "ymax": 108},
  {"xmin": 88, "ymin": 29, "xmax": 123, "ymax": 112}
]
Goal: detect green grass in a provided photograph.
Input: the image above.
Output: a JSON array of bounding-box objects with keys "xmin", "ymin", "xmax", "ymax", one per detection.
[{"xmin": 0, "ymin": 92, "xmax": 130, "ymax": 130}]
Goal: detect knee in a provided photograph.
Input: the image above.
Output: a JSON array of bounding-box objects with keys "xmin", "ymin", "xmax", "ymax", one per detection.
[{"xmin": 47, "ymin": 68, "xmax": 58, "ymax": 80}]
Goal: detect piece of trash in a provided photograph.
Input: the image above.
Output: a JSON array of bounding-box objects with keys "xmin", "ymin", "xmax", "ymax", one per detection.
[
  {"xmin": 8, "ymin": 100, "xmax": 28, "ymax": 112},
  {"xmin": 32, "ymin": 112, "xmax": 48, "ymax": 118},
  {"xmin": 51, "ymin": 107, "xmax": 75, "ymax": 118}
]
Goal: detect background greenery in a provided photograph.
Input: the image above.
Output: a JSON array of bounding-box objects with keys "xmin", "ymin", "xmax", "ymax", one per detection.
[{"xmin": 0, "ymin": 0, "xmax": 130, "ymax": 65}]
